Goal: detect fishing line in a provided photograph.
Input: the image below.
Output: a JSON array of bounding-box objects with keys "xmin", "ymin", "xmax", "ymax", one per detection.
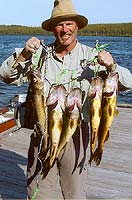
[
  {"xmin": 31, "ymin": 108, "xmax": 49, "ymax": 200},
  {"xmin": 31, "ymin": 132, "xmax": 46, "ymax": 200}
]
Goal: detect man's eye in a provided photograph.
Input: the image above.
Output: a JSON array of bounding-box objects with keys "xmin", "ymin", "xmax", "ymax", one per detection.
[
  {"xmin": 66, "ymin": 23, "xmax": 73, "ymax": 26},
  {"xmin": 56, "ymin": 25, "xmax": 62, "ymax": 28},
  {"xmin": 57, "ymin": 24, "xmax": 63, "ymax": 27}
]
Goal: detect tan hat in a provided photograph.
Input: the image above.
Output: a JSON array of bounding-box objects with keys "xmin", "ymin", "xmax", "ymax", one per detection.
[{"xmin": 42, "ymin": 0, "xmax": 88, "ymax": 32}]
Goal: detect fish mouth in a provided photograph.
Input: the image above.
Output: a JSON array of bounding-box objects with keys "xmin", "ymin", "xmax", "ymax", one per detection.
[
  {"xmin": 90, "ymin": 87, "xmax": 102, "ymax": 99},
  {"xmin": 67, "ymin": 103, "xmax": 78, "ymax": 112},
  {"xmin": 103, "ymin": 84, "xmax": 117, "ymax": 97},
  {"xmin": 46, "ymin": 84, "xmax": 67, "ymax": 111},
  {"xmin": 66, "ymin": 88, "xmax": 82, "ymax": 110},
  {"xmin": 48, "ymin": 100, "xmax": 58, "ymax": 110},
  {"xmin": 91, "ymin": 92, "xmax": 96, "ymax": 99},
  {"xmin": 103, "ymin": 72, "xmax": 119, "ymax": 97},
  {"xmin": 103, "ymin": 90, "xmax": 115, "ymax": 97},
  {"xmin": 88, "ymin": 76, "xmax": 104, "ymax": 98}
]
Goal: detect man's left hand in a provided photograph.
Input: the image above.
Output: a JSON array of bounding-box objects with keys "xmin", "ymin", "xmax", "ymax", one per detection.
[{"xmin": 97, "ymin": 50, "xmax": 116, "ymax": 71}]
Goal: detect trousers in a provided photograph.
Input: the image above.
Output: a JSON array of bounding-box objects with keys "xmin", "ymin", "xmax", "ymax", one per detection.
[{"xmin": 27, "ymin": 121, "xmax": 89, "ymax": 199}]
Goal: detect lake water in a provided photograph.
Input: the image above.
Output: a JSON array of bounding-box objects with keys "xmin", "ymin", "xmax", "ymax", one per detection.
[{"xmin": 0, "ymin": 35, "xmax": 132, "ymax": 107}]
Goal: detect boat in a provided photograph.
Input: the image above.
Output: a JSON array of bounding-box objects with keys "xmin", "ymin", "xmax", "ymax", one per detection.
[
  {"xmin": 0, "ymin": 107, "xmax": 16, "ymax": 133},
  {"xmin": 0, "ymin": 94, "xmax": 27, "ymax": 133}
]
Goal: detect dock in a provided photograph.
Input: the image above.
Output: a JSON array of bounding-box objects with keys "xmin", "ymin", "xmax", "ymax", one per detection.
[{"xmin": 0, "ymin": 107, "xmax": 132, "ymax": 199}]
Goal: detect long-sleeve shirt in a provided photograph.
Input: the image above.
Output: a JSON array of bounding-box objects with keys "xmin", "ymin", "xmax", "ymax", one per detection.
[{"xmin": 0, "ymin": 41, "xmax": 132, "ymax": 122}]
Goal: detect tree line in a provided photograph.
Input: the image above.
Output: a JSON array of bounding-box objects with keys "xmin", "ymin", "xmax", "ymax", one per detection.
[
  {"xmin": 0, "ymin": 23, "xmax": 132, "ymax": 36},
  {"xmin": 79, "ymin": 23, "xmax": 132, "ymax": 36}
]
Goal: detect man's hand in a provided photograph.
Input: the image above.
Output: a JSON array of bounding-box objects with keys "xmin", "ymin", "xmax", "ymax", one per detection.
[
  {"xmin": 97, "ymin": 50, "xmax": 116, "ymax": 71},
  {"xmin": 25, "ymin": 37, "xmax": 41, "ymax": 54},
  {"xmin": 13, "ymin": 37, "xmax": 41, "ymax": 66}
]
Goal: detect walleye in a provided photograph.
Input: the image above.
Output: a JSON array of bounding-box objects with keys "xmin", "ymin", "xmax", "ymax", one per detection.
[
  {"xmin": 56, "ymin": 87, "xmax": 82, "ymax": 158},
  {"xmin": 88, "ymin": 76, "xmax": 104, "ymax": 164},
  {"xmin": 91, "ymin": 72, "xmax": 119, "ymax": 166},
  {"xmin": 29, "ymin": 69, "xmax": 46, "ymax": 136},
  {"xmin": 47, "ymin": 84, "xmax": 67, "ymax": 167}
]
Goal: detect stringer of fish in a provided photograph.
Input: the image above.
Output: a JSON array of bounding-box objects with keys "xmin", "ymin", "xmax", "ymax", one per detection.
[
  {"xmin": 29, "ymin": 69, "xmax": 46, "ymax": 136},
  {"xmin": 56, "ymin": 87, "xmax": 82, "ymax": 158},
  {"xmin": 46, "ymin": 84, "xmax": 67, "ymax": 167},
  {"xmin": 88, "ymin": 76, "xmax": 104, "ymax": 165},
  {"xmin": 41, "ymin": 87, "xmax": 82, "ymax": 179},
  {"xmin": 90, "ymin": 72, "xmax": 119, "ymax": 166}
]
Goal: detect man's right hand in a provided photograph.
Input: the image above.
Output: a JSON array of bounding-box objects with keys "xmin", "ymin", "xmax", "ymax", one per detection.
[
  {"xmin": 13, "ymin": 37, "xmax": 41, "ymax": 65},
  {"xmin": 25, "ymin": 37, "xmax": 41, "ymax": 54}
]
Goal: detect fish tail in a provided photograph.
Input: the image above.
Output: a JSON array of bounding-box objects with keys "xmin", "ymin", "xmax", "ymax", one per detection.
[
  {"xmin": 49, "ymin": 144, "xmax": 59, "ymax": 167},
  {"xmin": 42, "ymin": 157, "xmax": 51, "ymax": 179},
  {"xmin": 93, "ymin": 146, "xmax": 103, "ymax": 166},
  {"xmin": 39, "ymin": 136, "xmax": 49, "ymax": 161}
]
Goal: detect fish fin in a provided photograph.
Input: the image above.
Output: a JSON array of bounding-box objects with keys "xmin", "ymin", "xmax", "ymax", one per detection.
[
  {"xmin": 39, "ymin": 137, "xmax": 50, "ymax": 161},
  {"xmin": 42, "ymin": 157, "xmax": 51, "ymax": 179},
  {"xmin": 36, "ymin": 123, "xmax": 45, "ymax": 136},
  {"xmin": 39, "ymin": 148, "xmax": 49, "ymax": 161},
  {"xmin": 77, "ymin": 118, "xmax": 81, "ymax": 126},
  {"xmin": 104, "ymin": 131, "xmax": 109, "ymax": 142},
  {"xmin": 89, "ymin": 154, "xmax": 94, "ymax": 166},
  {"xmin": 92, "ymin": 147, "xmax": 103, "ymax": 166},
  {"xmin": 114, "ymin": 107, "xmax": 119, "ymax": 116},
  {"xmin": 49, "ymin": 144, "xmax": 59, "ymax": 167},
  {"xmin": 77, "ymin": 113, "xmax": 82, "ymax": 126}
]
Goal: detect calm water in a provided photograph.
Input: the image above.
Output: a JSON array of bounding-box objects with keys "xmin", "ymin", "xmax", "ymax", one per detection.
[{"xmin": 0, "ymin": 35, "xmax": 132, "ymax": 107}]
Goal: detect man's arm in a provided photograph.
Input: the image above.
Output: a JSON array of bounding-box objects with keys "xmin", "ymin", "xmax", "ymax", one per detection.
[
  {"xmin": 97, "ymin": 50, "xmax": 132, "ymax": 91},
  {"xmin": 0, "ymin": 48, "xmax": 32, "ymax": 85},
  {"xmin": 0, "ymin": 37, "xmax": 42, "ymax": 85},
  {"xmin": 115, "ymin": 64, "xmax": 132, "ymax": 91}
]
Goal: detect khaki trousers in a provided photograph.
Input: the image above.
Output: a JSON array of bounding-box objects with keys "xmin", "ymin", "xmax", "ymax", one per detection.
[{"xmin": 27, "ymin": 122, "xmax": 89, "ymax": 200}]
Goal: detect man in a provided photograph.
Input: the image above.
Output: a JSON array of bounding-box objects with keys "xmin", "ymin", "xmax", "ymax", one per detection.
[{"xmin": 0, "ymin": 0, "xmax": 132, "ymax": 199}]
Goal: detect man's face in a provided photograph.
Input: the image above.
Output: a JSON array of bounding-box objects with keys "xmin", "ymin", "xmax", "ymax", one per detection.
[{"xmin": 53, "ymin": 20, "xmax": 78, "ymax": 46}]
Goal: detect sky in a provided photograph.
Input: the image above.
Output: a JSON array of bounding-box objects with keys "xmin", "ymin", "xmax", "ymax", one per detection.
[{"xmin": 0, "ymin": 0, "xmax": 132, "ymax": 27}]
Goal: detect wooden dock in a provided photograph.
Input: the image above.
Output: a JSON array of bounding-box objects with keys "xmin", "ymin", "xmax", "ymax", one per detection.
[{"xmin": 0, "ymin": 107, "xmax": 132, "ymax": 199}]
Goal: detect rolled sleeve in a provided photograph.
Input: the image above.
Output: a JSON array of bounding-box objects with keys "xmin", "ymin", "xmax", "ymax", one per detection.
[
  {"xmin": 115, "ymin": 64, "xmax": 132, "ymax": 91},
  {"xmin": 0, "ymin": 48, "xmax": 31, "ymax": 85}
]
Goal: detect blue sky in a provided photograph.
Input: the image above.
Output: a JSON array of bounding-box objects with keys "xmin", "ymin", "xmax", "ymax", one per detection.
[{"xmin": 0, "ymin": 0, "xmax": 132, "ymax": 27}]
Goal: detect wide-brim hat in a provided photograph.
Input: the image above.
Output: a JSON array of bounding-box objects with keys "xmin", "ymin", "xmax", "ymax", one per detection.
[{"xmin": 42, "ymin": 0, "xmax": 88, "ymax": 32}]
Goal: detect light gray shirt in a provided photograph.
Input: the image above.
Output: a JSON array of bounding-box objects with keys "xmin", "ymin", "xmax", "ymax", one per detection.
[{"xmin": 0, "ymin": 41, "xmax": 132, "ymax": 121}]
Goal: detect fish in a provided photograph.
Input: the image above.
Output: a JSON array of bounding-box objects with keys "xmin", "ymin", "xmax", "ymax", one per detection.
[
  {"xmin": 41, "ymin": 84, "xmax": 67, "ymax": 179},
  {"xmin": 88, "ymin": 76, "xmax": 104, "ymax": 165},
  {"xmin": 91, "ymin": 72, "xmax": 119, "ymax": 166},
  {"xmin": 29, "ymin": 69, "xmax": 46, "ymax": 136},
  {"xmin": 29, "ymin": 69, "xmax": 49, "ymax": 162},
  {"xmin": 47, "ymin": 84, "xmax": 67, "ymax": 167},
  {"xmin": 56, "ymin": 87, "xmax": 82, "ymax": 158}
]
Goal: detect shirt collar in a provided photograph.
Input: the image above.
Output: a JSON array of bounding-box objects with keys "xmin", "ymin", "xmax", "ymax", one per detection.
[{"xmin": 51, "ymin": 40, "xmax": 79, "ymax": 62}]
